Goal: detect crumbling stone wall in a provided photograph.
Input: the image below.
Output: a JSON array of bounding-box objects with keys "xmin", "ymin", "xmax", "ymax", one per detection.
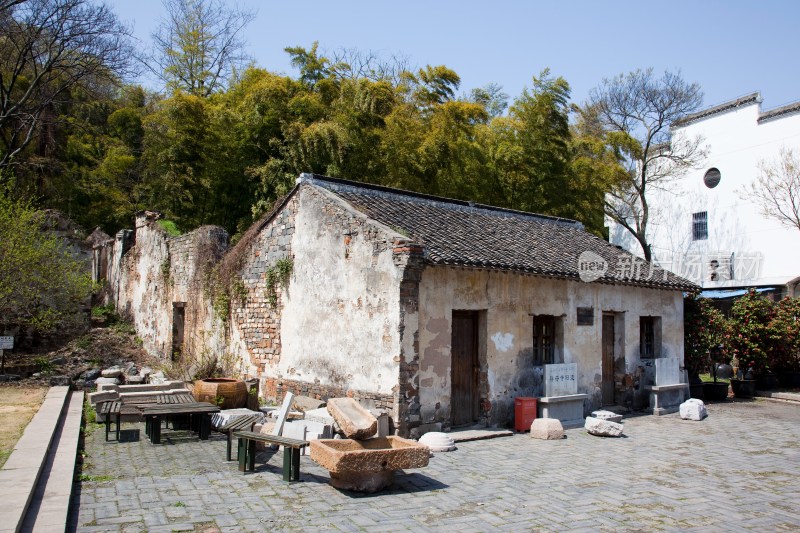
[
  {"xmin": 95, "ymin": 211, "xmax": 229, "ymax": 362},
  {"xmin": 94, "ymin": 184, "xmax": 426, "ymax": 435}
]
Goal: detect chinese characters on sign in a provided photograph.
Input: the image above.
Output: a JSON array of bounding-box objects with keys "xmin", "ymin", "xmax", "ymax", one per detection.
[
  {"xmin": 0, "ymin": 337, "xmax": 13, "ymax": 350},
  {"xmin": 544, "ymin": 363, "xmax": 578, "ymax": 397}
]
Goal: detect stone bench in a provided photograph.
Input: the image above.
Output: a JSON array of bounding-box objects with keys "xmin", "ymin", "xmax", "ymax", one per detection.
[
  {"xmin": 646, "ymin": 383, "xmax": 689, "ymax": 415},
  {"xmin": 233, "ymin": 431, "xmax": 309, "ymax": 481},
  {"xmin": 538, "ymin": 393, "xmax": 588, "ymax": 428}
]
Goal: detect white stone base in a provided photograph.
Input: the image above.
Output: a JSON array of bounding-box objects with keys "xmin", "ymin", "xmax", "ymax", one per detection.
[
  {"xmin": 538, "ymin": 394, "xmax": 588, "ymax": 428},
  {"xmin": 648, "ymin": 384, "xmax": 689, "ymax": 415}
]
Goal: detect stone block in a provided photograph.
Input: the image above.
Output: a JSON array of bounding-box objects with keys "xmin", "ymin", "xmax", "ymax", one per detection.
[
  {"xmin": 679, "ymin": 398, "xmax": 707, "ymax": 421},
  {"xmin": 591, "ymin": 410, "xmax": 623, "ymax": 424},
  {"xmin": 530, "ymin": 418, "xmax": 564, "ymax": 440},
  {"xmin": 292, "ymin": 395, "xmax": 326, "ymax": 412},
  {"xmin": 101, "ymin": 366, "xmax": 123, "ymax": 378},
  {"xmin": 88, "ymin": 390, "xmax": 118, "ymax": 406},
  {"xmin": 95, "ymin": 377, "xmax": 120, "ymax": 387},
  {"xmin": 124, "ymin": 375, "xmax": 145, "ymax": 385},
  {"xmin": 585, "ymin": 416, "xmax": 623, "ymax": 437},
  {"xmin": 327, "ymin": 398, "xmax": 377, "ymax": 440},
  {"xmin": 310, "ymin": 436, "xmax": 429, "ymax": 492}
]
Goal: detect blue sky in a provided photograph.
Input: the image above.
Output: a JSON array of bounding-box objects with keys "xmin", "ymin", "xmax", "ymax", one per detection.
[{"xmin": 113, "ymin": 0, "xmax": 800, "ymax": 111}]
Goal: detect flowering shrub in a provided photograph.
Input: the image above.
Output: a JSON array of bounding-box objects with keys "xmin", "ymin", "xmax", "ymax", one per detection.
[
  {"xmin": 769, "ymin": 297, "xmax": 800, "ymax": 372},
  {"xmin": 725, "ymin": 289, "xmax": 776, "ymax": 372},
  {"xmin": 684, "ymin": 296, "xmax": 729, "ymax": 376}
]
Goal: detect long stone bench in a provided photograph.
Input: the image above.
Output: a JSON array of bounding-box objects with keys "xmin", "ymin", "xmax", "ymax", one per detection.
[
  {"xmin": 537, "ymin": 393, "xmax": 589, "ymax": 428},
  {"xmin": 646, "ymin": 383, "xmax": 689, "ymax": 415}
]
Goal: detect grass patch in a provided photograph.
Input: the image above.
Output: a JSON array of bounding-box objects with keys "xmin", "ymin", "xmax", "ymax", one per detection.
[
  {"xmin": 157, "ymin": 219, "xmax": 181, "ymax": 237},
  {"xmin": 173, "ymin": 501, "xmax": 186, "ymax": 507},
  {"xmin": 0, "ymin": 387, "xmax": 48, "ymax": 468},
  {"xmin": 699, "ymin": 373, "xmax": 729, "ymax": 384},
  {"xmin": 78, "ymin": 473, "xmax": 114, "ymax": 482}
]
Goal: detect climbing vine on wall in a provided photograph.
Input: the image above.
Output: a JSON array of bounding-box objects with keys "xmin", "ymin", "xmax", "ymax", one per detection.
[{"xmin": 265, "ymin": 257, "xmax": 293, "ymax": 308}]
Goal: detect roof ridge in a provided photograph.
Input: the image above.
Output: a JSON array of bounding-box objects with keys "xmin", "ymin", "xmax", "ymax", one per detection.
[
  {"xmin": 297, "ymin": 173, "xmax": 583, "ymax": 228},
  {"xmin": 758, "ymin": 100, "xmax": 800, "ymax": 124},
  {"xmin": 674, "ymin": 92, "xmax": 761, "ymax": 127}
]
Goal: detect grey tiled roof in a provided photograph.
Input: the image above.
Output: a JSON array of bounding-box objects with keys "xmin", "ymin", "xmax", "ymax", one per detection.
[
  {"xmin": 301, "ymin": 174, "xmax": 696, "ymax": 291},
  {"xmin": 674, "ymin": 93, "xmax": 760, "ymax": 127}
]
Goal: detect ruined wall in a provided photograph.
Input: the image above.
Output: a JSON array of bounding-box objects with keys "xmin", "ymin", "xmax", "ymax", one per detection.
[
  {"xmin": 98, "ymin": 212, "xmax": 229, "ymax": 362},
  {"xmin": 416, "ymin": 267, "xmax": 684, "ymax": 427}
]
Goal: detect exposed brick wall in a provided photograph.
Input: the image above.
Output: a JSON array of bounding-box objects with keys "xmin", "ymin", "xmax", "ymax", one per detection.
[
  {"xmin": 232, "ymin": 196, "xmax": 298, "ymax": 372},
  {"xmin": 393, "ymin": 241, "xmax": 425, "ymax": 437}
]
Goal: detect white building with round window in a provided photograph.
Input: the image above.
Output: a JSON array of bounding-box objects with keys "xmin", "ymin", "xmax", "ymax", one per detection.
[{"xmin": 608, "ymin": 93, "xmax": 800, "ymax": 299}]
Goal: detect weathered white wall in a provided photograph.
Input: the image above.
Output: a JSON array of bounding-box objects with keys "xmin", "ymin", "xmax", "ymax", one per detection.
[
  {"xmin": 278, "ymin": 187, "xmax": 404, "ymax": 395},
  {"xmin": 610, "ymin": 97, "xmax": 800, "ymax": 288},
  {"xmin": 416, "ymin": 267, "xmax": 684, "ymax": 426}
]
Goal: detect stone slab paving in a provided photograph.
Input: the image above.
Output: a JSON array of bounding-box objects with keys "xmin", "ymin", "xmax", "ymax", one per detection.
[{"xmin": 70, "ymin": 399, "xmax": 800, "ymax": 532}]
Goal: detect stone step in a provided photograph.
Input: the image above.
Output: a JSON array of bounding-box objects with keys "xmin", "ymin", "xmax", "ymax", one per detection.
[
  {"xmin": 0, "ymin": 386, "xmax": 71, "ymax": 533},
  {"xmin": 21, "ymin": 390, "xmax": 84, "ymax": 532}
]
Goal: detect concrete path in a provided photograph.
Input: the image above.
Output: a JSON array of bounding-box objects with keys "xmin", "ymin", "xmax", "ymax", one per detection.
[
  {"xmin": 72, "ymin": 399, "xmax": 800, "ymax": 532},
  {"xmin": 23, "ymin": 390, "xmax": 84, "ymax": 532},
  {"xmin": 0, "ymin": 386, "xmax": 70, "ymax": 533}
]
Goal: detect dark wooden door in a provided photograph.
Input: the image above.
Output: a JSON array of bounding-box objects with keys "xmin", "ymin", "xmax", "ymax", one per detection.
[
  {"xmin": 602, "ymin": 314, "xmax": 615, "ymax": 405},
  {"xmin": 451, "ymin": 311, "xmax": 479, "ymax": 426}
]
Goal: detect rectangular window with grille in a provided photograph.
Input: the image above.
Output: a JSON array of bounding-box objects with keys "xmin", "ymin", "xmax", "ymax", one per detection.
[
  {"xmin": 692, "ymin": 212, "xmax": 708, "ymax": 240},
  {"xmin": 532, "ymin": 315, "xmax": 556, "ymax": 365},
  {"xmin": 640, "ymin": 316, "xmax": 662, "ymax": 359}
]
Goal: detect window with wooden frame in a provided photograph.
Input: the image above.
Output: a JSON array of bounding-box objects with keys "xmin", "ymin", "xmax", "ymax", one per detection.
[
  {"xmin": 532, "ymin": 315, "xmax": 556, "ymax": 365},
  {"xmin": 640, "ymin": 316, "xmax": 662, "ymax": 359}
]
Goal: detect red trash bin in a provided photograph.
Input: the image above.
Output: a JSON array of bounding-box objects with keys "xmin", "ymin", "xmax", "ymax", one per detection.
[{"xmin": 514, "ymin": 397, "xmax": 538, "ymax": 432}]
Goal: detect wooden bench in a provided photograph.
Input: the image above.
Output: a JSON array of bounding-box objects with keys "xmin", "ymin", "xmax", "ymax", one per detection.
[
  {"xmin": 98, "ymin": 400, "xmax": 121, "ymax": 441},
  {"xmin": 157, "ymin": 392, "xmax": 194, "ymax": 404},
  {"xmin": 220, "ymin": 415, "xmax": 262, "ymax": 461},
  {"xmin": 233, "ymin": 431, "xmax": 309, "ymax": 481},
  {"xmin": 141, "ymin": 403, "xmax": 220, "ymax": 444}
]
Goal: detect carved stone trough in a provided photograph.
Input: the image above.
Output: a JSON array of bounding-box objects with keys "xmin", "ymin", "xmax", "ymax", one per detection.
[{"xmin": 310, "ymin": 436, "xmax": 430, "ymax": 492}]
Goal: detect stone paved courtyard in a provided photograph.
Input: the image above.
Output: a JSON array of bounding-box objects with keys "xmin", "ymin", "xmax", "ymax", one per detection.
[{"xmin": 70, "ymin": 399, "xmax": 800, "ymax": 532}]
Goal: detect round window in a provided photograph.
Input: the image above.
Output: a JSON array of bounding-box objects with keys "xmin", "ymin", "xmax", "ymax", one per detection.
[{"xmin": 704, "ymin": 168, "xmax": 721, "ymax": 188}]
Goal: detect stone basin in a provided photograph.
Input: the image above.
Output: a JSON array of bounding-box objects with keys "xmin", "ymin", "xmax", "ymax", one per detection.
[{"xmin": 310, "ymin": 436, "xmax": 429, "ymax": 492}]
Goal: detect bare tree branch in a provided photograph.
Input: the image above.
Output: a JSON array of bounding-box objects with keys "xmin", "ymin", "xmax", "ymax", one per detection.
[
  {"xmin": 741, "ymin": 147, "xmax": 800, "ymax": 233},
  {"xmin": 589, "ymin": 68, "xmax": 705, "ymax": 261},
  {"xmin": 0, "ymin": 0, "xmax": 133, "ymax": 170}
]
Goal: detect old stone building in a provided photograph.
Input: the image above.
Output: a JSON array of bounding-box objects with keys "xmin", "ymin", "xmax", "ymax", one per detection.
[{"xmin": 95, "ymin": 174, "xmax": 695, "ymax": 435}]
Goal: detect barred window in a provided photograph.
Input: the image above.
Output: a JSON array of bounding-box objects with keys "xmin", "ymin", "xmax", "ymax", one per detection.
[{"xmin": 692, "ymin": 212, "xmax": 708, "ymax": 241}]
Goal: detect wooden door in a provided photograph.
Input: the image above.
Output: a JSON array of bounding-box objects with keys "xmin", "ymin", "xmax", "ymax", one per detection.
[
  {"xmin": 602, "ymin": 314, "xmax": 615, "ymax": 405},
  {"xmin": 451, "ymin": 311, "xmax": 479, "ymax": 426}
]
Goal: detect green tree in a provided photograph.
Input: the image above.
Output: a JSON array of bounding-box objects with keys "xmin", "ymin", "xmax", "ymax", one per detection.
[
  {"xmin": 768, "ymin": 297, "xmax": 800, "ymax": 372},
  {"xmin": 0, "ymin": 186, "xmax": 93, "ymax": 336},
  {"xmin": 148, "ymin": 0, "xmax": 253, "ymax": 96},
  {"xmin": 725, "ymin": 289, "xmax": 776, "ymax": 372},
  {"xmin": 684, "ymin": 296, "xmax": 729, "ymax": 376}
]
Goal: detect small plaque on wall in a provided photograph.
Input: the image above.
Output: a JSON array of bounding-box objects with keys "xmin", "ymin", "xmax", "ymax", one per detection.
[{"xmin": 577, "ymin": 307, "xmax": 594, "ymax": 326}]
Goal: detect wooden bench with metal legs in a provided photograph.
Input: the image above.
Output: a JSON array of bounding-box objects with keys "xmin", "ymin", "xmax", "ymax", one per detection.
[
  {"xmin": 220, "ymin": 415, "xmax": 262, "ymax": 461},
  {"xmin": 98, "ymin": 400, "xmax": 121, "ymax": 441},
  {"xmin": 233, "ymin": 431, "xmax": 309, "ymax": 481}
]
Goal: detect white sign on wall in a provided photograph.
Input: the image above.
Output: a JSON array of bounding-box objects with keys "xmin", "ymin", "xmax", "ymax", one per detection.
[
  {"xmin": 544, "ymin": 363, "xmax": 578, "ymax": 397},
  {"xmin": 0, "ymin": 336, "xmax": 13, "ymax": 350},
  {"xmin": 655, "ymin": 358, "xmax": 680, "ymax": 386}
]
